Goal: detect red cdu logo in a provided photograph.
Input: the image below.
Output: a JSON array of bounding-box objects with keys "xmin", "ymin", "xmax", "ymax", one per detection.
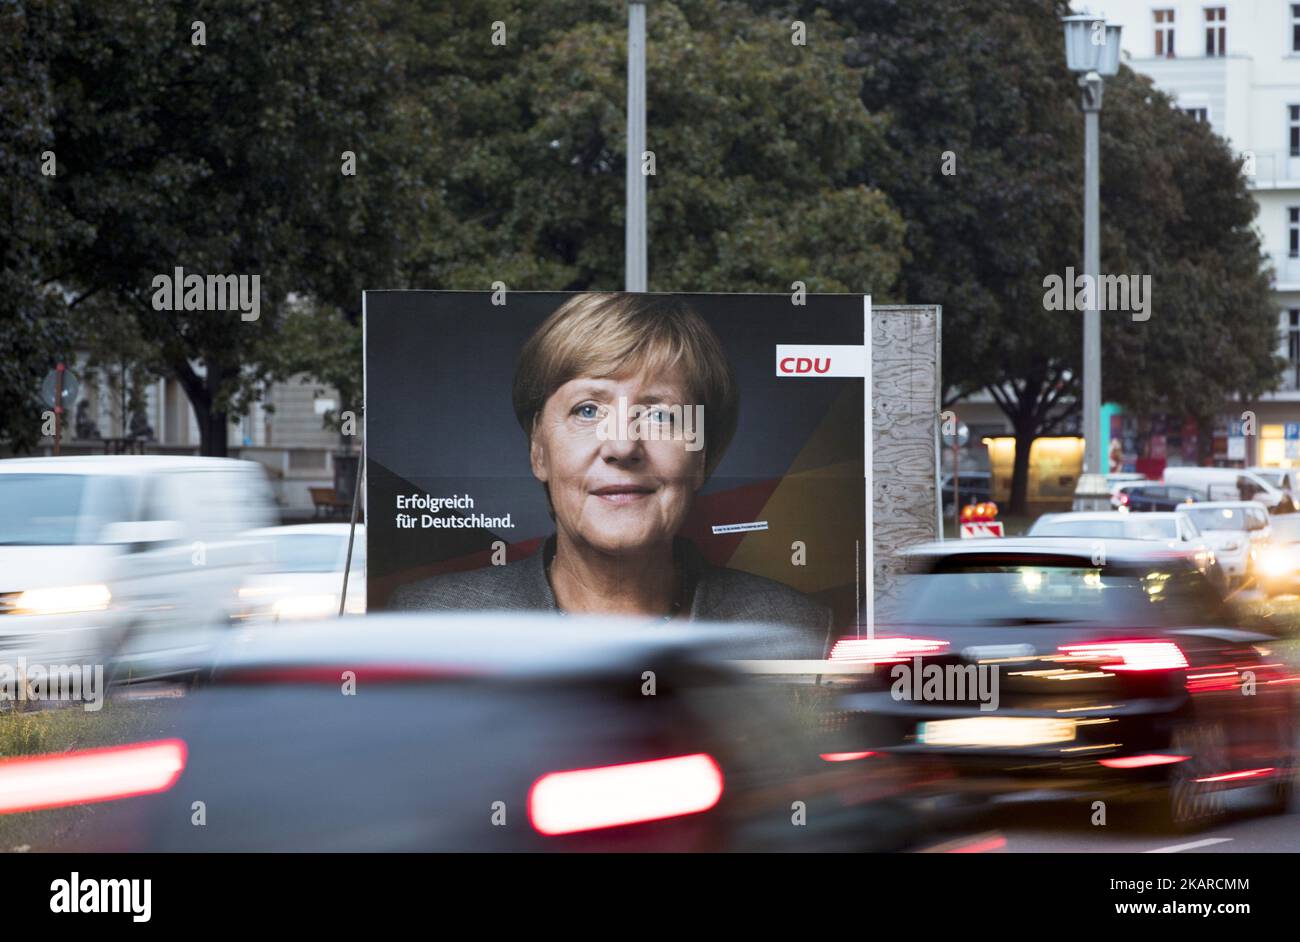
[
  {"xmin": 778, "ymin": 357, "xmax": 831, "ymax": 375},
  {"xmin": 774, "ymin": 345, "xmax": 866, "ymax": 378}
]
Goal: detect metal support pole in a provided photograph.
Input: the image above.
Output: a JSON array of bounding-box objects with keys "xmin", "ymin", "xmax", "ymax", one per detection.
[
  {"xmin": 953, "ymin": 440, "xmax": 960, "ymax": 523},
  {"xmin": 339, "ymin": 435, "xmax": 365, "ymax": 617},
  {"xmin": 53, "ymin": 363, "xmax": 64, "ymax": 457},
  {"xmin": 1081, "ymin": 74, "xmax": 1102, "ymax": 477},
  {"xmin": 625, "ymin": 1, "xmax": 647, "ymax": 292}
]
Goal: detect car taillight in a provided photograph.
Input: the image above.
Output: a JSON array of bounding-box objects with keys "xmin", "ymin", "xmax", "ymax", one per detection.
[
  {"xmin": 1118, "ymin": 492, "xmax": 1129, "ymax": 505},
  {"xmin": 1098, "ymin": 754, "xmax": 1189, "ymax": 769},
  {"xmin": 0, "ymin": 739, "xmax": 186, "ymax": 814},
  {"xmin": 1058, "ymin": 640, "xmax": 1188, "ymax": 672},
  {"xmin": 528, "ymin": 753, "xmax": 723, "ymax": 836},
  {"xmin": 829, "ymin": 637, "xmax": 949, "ymax": 664}
]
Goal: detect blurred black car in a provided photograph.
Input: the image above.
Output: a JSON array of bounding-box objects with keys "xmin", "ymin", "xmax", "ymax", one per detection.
[
  {"xmin": 74, "ymin": 615, "xmax": 918, "ymax": 851},
  {"xmin": 831, "ymin": 539, "xmax": 1297, "ymax": 831},
  {"xmin": 1115, "ymin": 483, "xmax": 1200, "ymax": 512}
]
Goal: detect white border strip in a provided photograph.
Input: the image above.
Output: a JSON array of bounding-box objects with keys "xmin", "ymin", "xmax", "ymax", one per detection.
[
  {"xmin": 864, "ymin": 294, "xmax": 873, "ymax": 638},
  {"xmin": 360, "ymin": 291, "xmax": 369, "ymax": 605}
]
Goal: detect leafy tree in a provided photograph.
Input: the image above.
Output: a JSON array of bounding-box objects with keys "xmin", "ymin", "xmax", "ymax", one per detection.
[
  {"xmin": 773, "ymin": 0, "xmax": 1278, "ymax": 511},
  {"xmin": 0, "ymin": 0, "xmax": 75, "ymax": 452},
  {"xmin": 1096, "ymin": 69, "xmax": 1278, "ymax": 457},
  {"xmin": 389, "ymin": 0, "xmax": 906, "ymax": 293},
  {"xmin": 24, "ymin": 0, "xmax": 904, "ymax": 456},
  {"xmin": 41, "ymin": 0, "xmax": 423, "ymax": 454}
]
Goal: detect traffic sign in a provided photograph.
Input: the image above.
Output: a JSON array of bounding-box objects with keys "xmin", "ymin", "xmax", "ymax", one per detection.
[
  {"xmin": 942, "ymin": 421, "xmax": 970, "ymax": 449},
  {"xmin": 40, "ymin": 366, "xmax": 79, "ymax": 411},
  {"xmin": 960, "ymin": 521, "xmax": 1004, "ymax": 539}
]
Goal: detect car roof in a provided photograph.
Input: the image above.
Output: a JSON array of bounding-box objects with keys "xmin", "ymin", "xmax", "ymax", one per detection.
[
  {"xmin": 1037, "ymin": 511, "xmax": 1180, "ymax": 522},
  {"xmin": 904, "ymin": 537, "xmax": 1198, "ymax": 566},
  {"xmin": 247, "ymin": 523, "xmax": 366, "ymax": 537},
  {"xmin": 0, "ymin": 455, "xmax": 264, "ymax": 475},
  {"xmin": 210, "ymin": 613, "xmax": 799, "ymax": 677},
  {"xmin": 1177, "ymin": 501, "xmax": 1260, "ymax": 511}
]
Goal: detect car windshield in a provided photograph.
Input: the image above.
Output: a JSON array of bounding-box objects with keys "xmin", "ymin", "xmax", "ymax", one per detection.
[
  {"xmin": 265, "ymin": 534, "xmax": 360, "ymax": 573},
  {"xmin": 1254, "ymin": 471, "xmax": 1283, "ymax": 488},
  {"xmin": 1125, "ymin": 518, "xmax": 1179, "ymax": 539},
  {"xmin": 1031, "ymin": 517, "xmax": 1177, "ymax": 540},
  {"xmin": 1269, "ymin": 515, "xmax": 1300, "ymax": 543},
  {"xmin": 0, "ymin": 474, "xmax": 131, "ymax": 545},
  {"xmin": 1183, "ymin": 507, "xmax": 1247, "ymax": 531},
  {"xmin": 899, "ymin": 564, "xmax": 1205, "ymax": 626}
]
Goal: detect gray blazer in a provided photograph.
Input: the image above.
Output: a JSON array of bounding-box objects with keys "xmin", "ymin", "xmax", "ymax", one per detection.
[{"xmin": 388, "ymin": 538, "xmax": 834, "ymax": 659}]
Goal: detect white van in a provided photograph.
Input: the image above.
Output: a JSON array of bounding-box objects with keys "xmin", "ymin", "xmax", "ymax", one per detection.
[
  {"xmin": 0, "ymin": 456, "xmax": 276, "ymax": 680},
  {"xmin": 1249, "ymin": 467, "xmax": 1299, "ymax": 505},
  {"xmin": 1162, "ymin": 467, "xmax": 1294, "ymax": 512}
]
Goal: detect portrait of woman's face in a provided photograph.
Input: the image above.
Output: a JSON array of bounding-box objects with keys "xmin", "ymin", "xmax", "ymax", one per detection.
[{"xmin": 528, "ymin": 362, "xmax": 706, "ymax": 557}]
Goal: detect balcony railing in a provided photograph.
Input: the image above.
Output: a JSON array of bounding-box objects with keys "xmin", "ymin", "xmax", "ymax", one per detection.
[
  {"xmin": 1279, "ymin": 358, "xmax": 1300, "ymax": 392},
  {"xmin": 1248, "ymin": 151, "xmax": 1300, "ymax": 188},
  {"xmin": 1271, "ymin": 256, "xmax": 1300, "ymax": 286}
]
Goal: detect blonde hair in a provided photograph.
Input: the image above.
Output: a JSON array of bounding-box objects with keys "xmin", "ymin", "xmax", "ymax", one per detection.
[{"xmin": 512, "ymin": 293, "xmax": 739, "ymax": 477}]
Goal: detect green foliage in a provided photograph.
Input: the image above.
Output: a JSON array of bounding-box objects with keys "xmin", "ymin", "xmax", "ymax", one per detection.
[
  {"xmin": 0, "ymin": 1, "xmax": 75, "ymax": 451},
  {"xmin": 1097, "ymin": 70, "xmax": 1280, "ymax": 415},
  {"xmin": 390, "ymin": 0, "xmax": 906, "ymax": 293},
  {"xmin": 39, "ymin": 0, "xmax": 423, "ymax": 453},
  {"xmin": 778, "ymin": 0, "xmax": 1279, "ymax": 509},
  {"xmin": 9, "ymin": 0, "xmax": 904, "ymax": 454},
  {"xmin": 4, "ymin": 0, "xmax": 1277, "ymax": 481}
]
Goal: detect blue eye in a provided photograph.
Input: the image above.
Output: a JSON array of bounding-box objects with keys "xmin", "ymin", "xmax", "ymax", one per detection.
[
  {"xmin": 648, "ymin": 407, "xmax": 674, "ymax": 425},
  {"xmin": 574, "ymin": 403, "xmax": 601, "ymax": 420}
]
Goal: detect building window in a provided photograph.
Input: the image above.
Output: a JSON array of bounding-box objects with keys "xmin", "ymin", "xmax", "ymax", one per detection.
[
  {"xmin": 1290, "ymin": 310, "xmax": 1300, "ymax": 389},
  {"xmin": 1184, "ymin": 107, "xmax": 1209, "ymax": 123},
  {"xmin": 1205, "ymin": 7, "xmax": 1226, "ymax": 56},
  {"xmin": 1292, "ymin": 106, "xmax": 1300, "ymax": 156},
  {"xmin": 1155, "ymin": 9, "xmax": 1175, "ymax": 57},
  {"xmin": 1293, "ymin": 4, "xmax": 1300, "ymax": 52},
  {"xmin": 1290, "ymin": 207, "xmax": 1300, "ymax": 257}
]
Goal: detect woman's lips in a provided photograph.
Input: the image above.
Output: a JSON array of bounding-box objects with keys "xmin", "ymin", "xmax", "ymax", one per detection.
[{"xmin": 591, "ymin": 484, "xmax": 655, "ymax": 504}]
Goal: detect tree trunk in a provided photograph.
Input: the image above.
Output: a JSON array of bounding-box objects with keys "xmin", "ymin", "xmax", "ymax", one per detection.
[
  {"xmin": 174, "ymin": 356, "xmax": 229, "ymax": 457},
  {"xmin": 197, "ymin": 360, "xmax": 229, "ymax": 457},
  {"xmin": 1010, "ymin": 418, "xmax": 1035, "ymax": 517},
  {"xmin": 197, "ymin": 404, "xmax": 229, "ymax": 457}
]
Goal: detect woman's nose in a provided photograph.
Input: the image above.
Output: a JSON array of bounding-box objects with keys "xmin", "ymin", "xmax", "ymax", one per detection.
[{"xmin": 598, "ymin": 429, "xmax": 644, "ymax": 463}]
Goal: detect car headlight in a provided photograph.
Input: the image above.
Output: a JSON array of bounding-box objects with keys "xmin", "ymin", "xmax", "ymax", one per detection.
[
  {"xmin": 1259, "ymin": 548, "xmax": 1293, "ymax": 578},
  {"xmin": 11, "ymin": 584, "xmax": 111, "ymax": 616},
  {"xmin": 266, "ymin": 592, "xmax": 364, "ymax": 621},
  {"xmin": 272, "ymin": 594, "xmax": 342, "ymax": 621}
]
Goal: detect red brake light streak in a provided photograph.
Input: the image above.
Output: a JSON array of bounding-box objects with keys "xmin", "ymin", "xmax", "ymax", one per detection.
[
  {"xmin": 528, "ymin": 753, "xmax": 724, "ymax": 836},
  {"xmin": 830, "ymin": 637, "xmax": 949, "ymax": 664},
  {"xmin": 1058, "ymin": 640, "xmax": 1188, "ymax": 672},
  {"xmin": 0, "ymin": 739, "xmax": 187, "ymax": 815}
]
